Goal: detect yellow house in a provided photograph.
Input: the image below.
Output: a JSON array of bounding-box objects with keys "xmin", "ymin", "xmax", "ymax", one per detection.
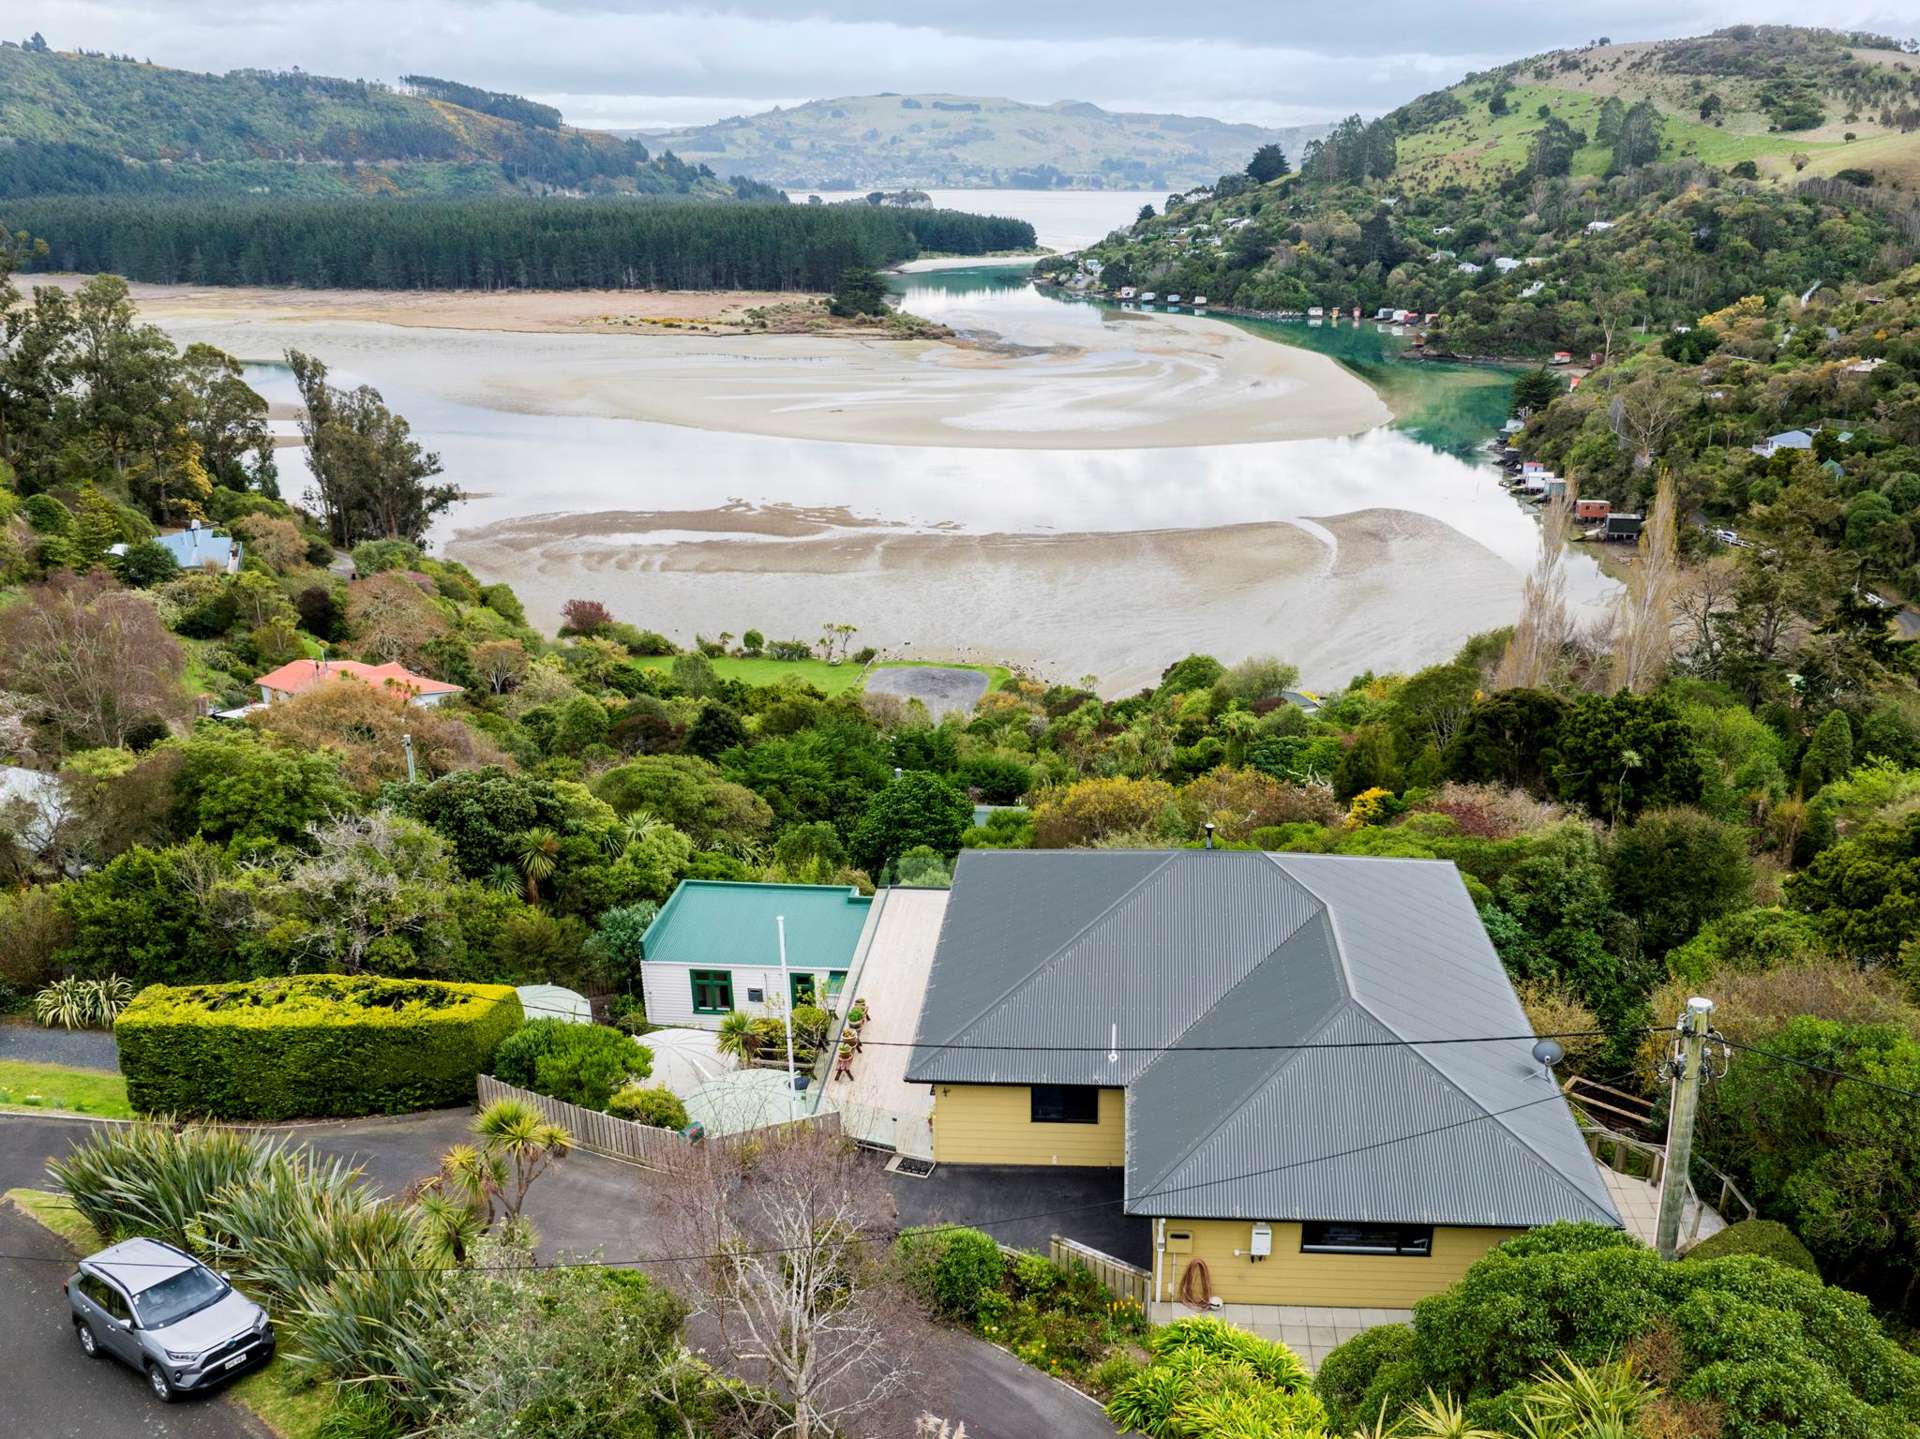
[{"xmin": 905, "ymin": 850, "xmax": 1619, "ymax": 1316}]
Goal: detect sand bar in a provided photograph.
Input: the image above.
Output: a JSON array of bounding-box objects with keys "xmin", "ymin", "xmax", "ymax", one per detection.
[{"xmin": 37, "ymin": 274, "xmax": 1391, "ymax": 451}]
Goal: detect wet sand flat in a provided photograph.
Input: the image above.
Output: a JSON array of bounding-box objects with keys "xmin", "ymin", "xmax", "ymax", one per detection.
[
  {"xmin": 445, "ymin": 508, "xmax": 1524, "ymax": 693},
  {"xmin": 41, "ymin": 274, "xmax": 1390, "ymax": 451}
]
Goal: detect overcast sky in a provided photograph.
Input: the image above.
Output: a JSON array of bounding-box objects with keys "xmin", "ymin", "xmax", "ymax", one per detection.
[{"xmin": 15, "ymin": 1, "xmax": 1917, "ymax": 131}]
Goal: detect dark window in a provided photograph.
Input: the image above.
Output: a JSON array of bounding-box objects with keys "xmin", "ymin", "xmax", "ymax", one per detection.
[
  {"xmin": 745, "ymin": 986, "xmax": 765, "ymax": 1004},
  {"xmin": 690, "ymin": 970, "xmax": 733, "ymax": 1014},
  {"xmin": 790, "ymin": 972, "xmax": 817, "ymax": 1008},
  {"xmin": 79, "ymin": 1273, "xmax": 130, "ymax": 1320},
  {"xmin": 1030, "ymin": 1084, "xmax": 1101, "ymax": 1125},
  {"xmin": 1300, "ymin": 1222, "xmax": 1432, "ymax": 1256}
]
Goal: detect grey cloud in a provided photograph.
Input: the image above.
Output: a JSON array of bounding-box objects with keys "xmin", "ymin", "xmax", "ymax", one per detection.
[{"xmin": 11, "ymin": 0, "xmax": 1915, "ymax": 130}]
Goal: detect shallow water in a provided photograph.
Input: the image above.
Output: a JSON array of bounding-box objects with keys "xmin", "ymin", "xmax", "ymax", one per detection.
[{"xmin": 161, "ymin": 247, "xmax": 1611, "ymax": 690}]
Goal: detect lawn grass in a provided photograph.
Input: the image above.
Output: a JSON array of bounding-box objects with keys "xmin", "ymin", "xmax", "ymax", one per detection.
[
  {"xmin": 7, "ymin": 1186, "xmax": 98, "ymax": 1249},
  {"xmin": 636, "ymin": 654, "xmax": 1013, "ymax": 698},
  {"xmin": 4, "ymin": 1186, "xmax": 338, "ymax": 1439},
  {"xmin": 0, "ymin": 1059, "xmax": 132, "ymax": 1119}
]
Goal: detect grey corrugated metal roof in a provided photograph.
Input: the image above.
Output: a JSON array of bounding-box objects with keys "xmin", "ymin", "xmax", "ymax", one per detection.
[{"xmin": 907, "ymin": 850, "xmax": 1618, "ymax": 1230}]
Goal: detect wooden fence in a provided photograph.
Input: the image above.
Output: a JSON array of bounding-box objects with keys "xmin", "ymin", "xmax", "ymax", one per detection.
[
  {"xmin": 477, "ymin": 1075, "xmax": 689, "ymax": 1166},
  {"xmin": 1050, "ymin": 1234, "xmax": 1151, "ymax": 1306},
  {"xmin": 475, "ymin": 1075, "xmax": 842, "ymax": 1167}
]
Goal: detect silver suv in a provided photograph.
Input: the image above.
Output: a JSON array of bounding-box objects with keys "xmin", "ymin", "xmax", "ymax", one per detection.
[{"xmin": 65, "ymin": 1238, "xmax": 274, "ymax": 1402}]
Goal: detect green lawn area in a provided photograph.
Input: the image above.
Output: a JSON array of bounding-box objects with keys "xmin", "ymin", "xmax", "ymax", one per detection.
[
  {"xmin": 636, "ymin": 654, "xmax": 1012, "ymax": 698},
  {"xmin": 5, "ymin": 1186, "xmax": 337, "ymax": 1439},
  {"xmin": 0, "ymin": 1059, "xmax": 132, "ymax": 1119}
]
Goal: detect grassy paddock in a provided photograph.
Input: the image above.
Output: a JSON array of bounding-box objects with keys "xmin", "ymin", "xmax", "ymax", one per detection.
[
  {"xmin": 4, "ymin": 1186, "xmax": 337, "ymax": 1438},
  {"xmin": 637, "ymin": 654, "xmax": 1013, "ymax": 698},
  {"xmin": 0, "ymin": 1059, "xmax": 133, "ymax": 1119}
]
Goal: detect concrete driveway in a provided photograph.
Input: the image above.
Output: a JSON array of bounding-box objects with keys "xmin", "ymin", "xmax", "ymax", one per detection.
[
  {"xmin": 0, "ymin": 1203, "xmax": 266, "ymax": 1439},
  {"xmin": 0, "ymin": 1112, "xmax": 1117, "ymax": 1439}
]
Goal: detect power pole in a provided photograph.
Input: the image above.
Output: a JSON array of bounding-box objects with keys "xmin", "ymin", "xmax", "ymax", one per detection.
[{"xmin": 1655, "ymin": 996, "xmax": 1714, "ymax": 1261}]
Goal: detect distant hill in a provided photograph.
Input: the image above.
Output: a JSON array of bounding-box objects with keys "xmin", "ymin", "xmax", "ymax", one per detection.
[
  {"xmin": 1051, "ymin": 27, "xmax": 1920, "ymax": 360},
  {"xmin": 0, "ymin": 41, "xmax": 765, "ymax": 200},
  {"xmin": 638, "ymin": 93, "xmax": 1328, "ymax": 191},
  {"xmin": 1377, "ymin": 25, "xmax": 1920, "ymax": 192}
]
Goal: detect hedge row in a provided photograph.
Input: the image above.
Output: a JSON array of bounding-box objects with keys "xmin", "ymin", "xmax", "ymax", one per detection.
[{"xmin": 116, "ymin": 974, "xmax": 524, "ymax": 1119}]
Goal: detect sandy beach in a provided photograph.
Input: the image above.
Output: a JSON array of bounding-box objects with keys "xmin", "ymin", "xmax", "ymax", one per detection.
[{"xmin": 41, "ymin": 274, "xmax": 1390, "ymax": 451}]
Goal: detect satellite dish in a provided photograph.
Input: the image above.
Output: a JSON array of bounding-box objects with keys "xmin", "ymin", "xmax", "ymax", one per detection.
[{"xmin": 1531, "ymin": 1037, "xmax": 1565, "ymax": 1081}]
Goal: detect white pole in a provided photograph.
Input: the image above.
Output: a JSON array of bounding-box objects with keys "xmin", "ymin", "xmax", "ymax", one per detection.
[{"xmin": 777, "ymin": 915, "xmax": 797, "ymax": 1122}]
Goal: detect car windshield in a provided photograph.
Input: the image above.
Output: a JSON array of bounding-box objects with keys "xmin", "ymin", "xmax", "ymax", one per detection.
[{"xmin": 130, "ymin": 1266, "xmax": 226, "ymax": 1329}]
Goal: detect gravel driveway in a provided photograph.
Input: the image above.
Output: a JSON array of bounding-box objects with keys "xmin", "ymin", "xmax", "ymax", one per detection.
[{"xmin": 0, "ymin": 1023, "xmax": 121, "ymax": 1072}]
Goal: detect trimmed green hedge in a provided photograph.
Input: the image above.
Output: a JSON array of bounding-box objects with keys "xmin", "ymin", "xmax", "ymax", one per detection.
[{"xmin": 116, "ymin": 975, "xmax": 524, "ymax": 1120}]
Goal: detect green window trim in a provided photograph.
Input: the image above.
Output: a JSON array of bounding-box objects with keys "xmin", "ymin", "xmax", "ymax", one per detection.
[
  {"xmin": 690, "ymin": 969, "xmax": 733, "ymax": 1015},
  {"xmin": 790, "ymin": 972, "xmax": 818, "ymax": 1009}
]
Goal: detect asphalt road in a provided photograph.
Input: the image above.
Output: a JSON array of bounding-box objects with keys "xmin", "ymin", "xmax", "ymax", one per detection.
[
  {"xmin": 0, "ymin": 1113, "xmax": 1117, "ymax": 1439},
  {"xmin": 0, "ymin": 1204, "xmax": 265, "ymax": 1439}
]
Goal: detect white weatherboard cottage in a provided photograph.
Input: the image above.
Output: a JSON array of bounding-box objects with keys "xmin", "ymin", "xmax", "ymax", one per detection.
[{"xmin": 639, "ymin": 881, "xmax": 876, "ymax": 1028}]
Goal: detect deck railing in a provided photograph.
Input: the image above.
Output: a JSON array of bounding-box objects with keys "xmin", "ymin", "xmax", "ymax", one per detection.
[{"xmin": 1577, "ymin": 1119, "xmax": 1756, "ymax": 1244}]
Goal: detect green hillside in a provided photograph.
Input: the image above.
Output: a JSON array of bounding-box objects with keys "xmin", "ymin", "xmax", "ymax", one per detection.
[
  {"xmin": 1047, "ymin": 27, "xmax": 1920, "ymax": 361},
  {"xmin": 0, "ymin": 41, "xmax": 758, "ymax": 200},
  {"xmin": 639, "ymin": 93, "xmax": 1327, "ymax": 191},
  {"xmin": 1385, "ymin": 27, "xmax": 1920, "ymax": 191}
]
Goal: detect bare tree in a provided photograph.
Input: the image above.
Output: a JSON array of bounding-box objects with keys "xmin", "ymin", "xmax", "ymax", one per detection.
[
  {"xmin": 1607, "ymin": 366, "xmax": 1693, "ymax": 469},
  {"xmin": 0, "ymin": 572, "xmax": 184, "ymax": 751},
  {"xmin": 1611, "ymin": 474, "xmax": 1680, "ymax": 693},
  {"xmin": 1495, "ymin": 483, "xmax": 1577, "ymax": 691},
  {"xmin": 1674, "ymin": 554, "xmax": 1741, "ymax": 677},
  {"xmin": 663, "ymin": 1124, "xmax": 917, "ymax": 1439}
]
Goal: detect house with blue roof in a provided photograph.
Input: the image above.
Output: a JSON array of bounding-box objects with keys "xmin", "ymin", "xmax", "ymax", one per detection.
[{"xmin": 639, "ymin": 880, "xmax": 876, "ymax": 1028}]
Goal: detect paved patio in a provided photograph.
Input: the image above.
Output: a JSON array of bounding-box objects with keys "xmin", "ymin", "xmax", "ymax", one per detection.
[{"xmin": 1147, "ymin": 1300, "xmax": 1413, "ymax": 1370}]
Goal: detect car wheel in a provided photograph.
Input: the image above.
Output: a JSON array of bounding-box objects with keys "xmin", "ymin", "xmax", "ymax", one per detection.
[
  {"xmin": 75, "ymin": 1321, "xmax": 100, "ymax": 1358},
  {"xmin": 146, "ymin": 1364, "xmax": 177, "ymax": 1403}
]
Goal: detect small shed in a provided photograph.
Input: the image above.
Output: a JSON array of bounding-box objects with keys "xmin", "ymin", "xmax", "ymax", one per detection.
[{"xmin": 1603, "ymin": 513, "xmax": 1644, "ymax": 542}]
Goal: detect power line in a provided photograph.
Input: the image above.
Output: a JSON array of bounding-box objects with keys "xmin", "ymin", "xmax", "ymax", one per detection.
[
  {"xmin": 826, "ymin": 1028, "xmax": 1622, "ymax": 1054},
  {"xmin": 1714, "ymin": 1034, "xmax": 1920, "ymax": 1103},
  {"xmin": 9, "ymin": 1091, "xmax": 1579, "ymax": 1275}
]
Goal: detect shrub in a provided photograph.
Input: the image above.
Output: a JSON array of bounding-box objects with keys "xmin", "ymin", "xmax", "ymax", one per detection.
[
  {"xmin": 52, "ymin": 1122, "xmax": 443, "ymax": 1419},
  {"xmin": 1398, "ymin": 1222, "xmax": 1919, "ymax": 1437},
  {"xmin": 1315, "ymin": 1323, "xmax": 1415, "ymax": 1432},
  {"xmin": 33, "ymin": 974, "xmax": 133, "ymax": 1030},
  {"xmin": 896, "ymin": 1225, "xmax": 1005, "ymax": 1321},
  {"xmin": 492, "ymin": 1018, "xmax": 652, "ymax": 1110},
  {"xmin": 607, "ymin": 1085, "xmax": 688, "ymax": 1130},
  {"xmin": 1108, "ymin": 1318, "xmax": 1324, "ymax": 1438},
  {"xmin": 351, "ymin": 538, "xmax": 423, "ymax": 576},
  {"xmin": 1683, "ymin": 1219, "xmax": 1820, "ymax": 1277},
  {"xmin": 115, "ymin": 974, "xmax": 524, "ymax": 1120}
]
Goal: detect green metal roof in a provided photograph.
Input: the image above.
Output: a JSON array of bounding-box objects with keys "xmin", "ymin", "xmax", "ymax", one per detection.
[{"xmin": 641, "ymin": 880, "xmax": 872, "ymax": 973}]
